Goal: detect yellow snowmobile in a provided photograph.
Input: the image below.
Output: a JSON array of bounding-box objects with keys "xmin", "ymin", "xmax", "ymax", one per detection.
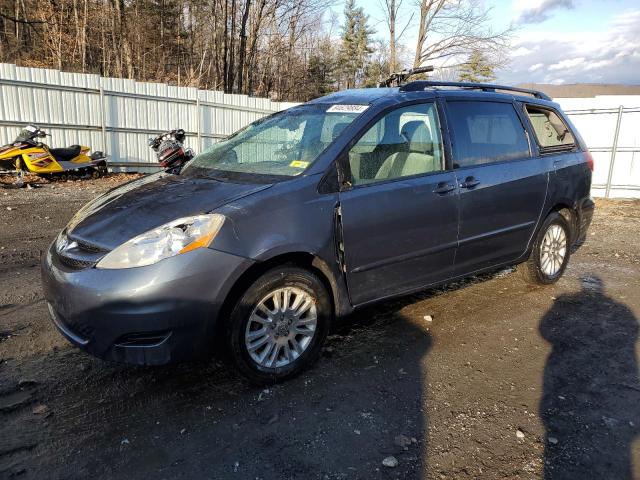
[{"xmin": 0, "ymin": 125, "xmax": 108, "ymax": 184}]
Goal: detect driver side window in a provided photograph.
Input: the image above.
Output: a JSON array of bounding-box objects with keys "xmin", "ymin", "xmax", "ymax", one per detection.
[{"xmin": 348, "ymin": 103, "xmax": 444, "ymax": 186}]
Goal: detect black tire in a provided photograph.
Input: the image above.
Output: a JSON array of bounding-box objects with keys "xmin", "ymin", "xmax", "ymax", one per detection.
[
  {"xmin": 520, "ymin": 212, "xmax": 572, "ymax": 285},
  {"xmin": 226, "ymin": 266, "xmax": 331, "ymax": 384}
]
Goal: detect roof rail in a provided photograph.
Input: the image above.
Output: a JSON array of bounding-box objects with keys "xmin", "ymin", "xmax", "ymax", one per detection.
[{"xmin": 399, "ymin": 80, "xmax": 552, "ymax": 101}]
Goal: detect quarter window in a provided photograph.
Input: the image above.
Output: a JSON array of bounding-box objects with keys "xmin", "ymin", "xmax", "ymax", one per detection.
[
  {"xmin": 525, "ymin": 105, "xmax": 575, "ymax": 149},
  {"xmin": 347, "ymin": 103, "xmax": 444, "ymax": 185},
  {"xmin": 447, "ymin": 101, "xmax": 530, "ymax": 168}
]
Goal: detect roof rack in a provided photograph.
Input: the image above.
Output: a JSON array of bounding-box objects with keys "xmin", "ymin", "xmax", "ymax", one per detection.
[{"xmin": 399, "ymin": 80, "xmax": 552, "ymax": 101}]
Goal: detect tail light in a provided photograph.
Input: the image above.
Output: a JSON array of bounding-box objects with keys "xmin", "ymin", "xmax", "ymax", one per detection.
[{"xmin": 584, "ymin": 150, "xmax": 594, "ymax": 171}]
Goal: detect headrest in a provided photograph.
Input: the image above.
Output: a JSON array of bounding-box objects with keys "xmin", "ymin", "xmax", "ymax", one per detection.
[
  {"xmin": 401, "ymin": 121, "xmax": 432, "ymax": 145},
  {"xmin": 331, "ymin": 122, "xmax": 350, "ymax": 140}
]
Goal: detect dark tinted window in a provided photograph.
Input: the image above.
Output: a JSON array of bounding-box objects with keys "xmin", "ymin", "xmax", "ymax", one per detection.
[
  {"xmin": 447, "ymin": 101, "xmax": 530, "ymax": 168},
  {"xmin": 525, "ymin": 105, "xmax": 575, "ymax": 149}
]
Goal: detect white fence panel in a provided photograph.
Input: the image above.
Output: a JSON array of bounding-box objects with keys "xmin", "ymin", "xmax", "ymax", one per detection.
[
  {"xmin": 0, "ymin": 63, "xmax": 291, "ymax": 172},
  {"xmin": 557, "ymin": 96, "xmax": 640, "ymax": 199}
]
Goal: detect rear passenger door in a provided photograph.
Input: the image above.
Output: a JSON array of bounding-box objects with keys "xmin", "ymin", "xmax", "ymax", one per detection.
[
  {"xmin": 445, "ymin": 99, "xmax": 549, "ymax": 274},
  {"xmin": 338, "ymin": 102, "xmax": 459, "ymax": 306}
]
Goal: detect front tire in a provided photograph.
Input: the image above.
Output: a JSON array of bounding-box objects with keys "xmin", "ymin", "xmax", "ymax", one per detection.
[
  {"xmin": 520, "ymin": 212, "xmax": 571, "ymax": 285},
  {"xmin": 226, "ymin": 266, "xmax": 331, "ymax": 384}
]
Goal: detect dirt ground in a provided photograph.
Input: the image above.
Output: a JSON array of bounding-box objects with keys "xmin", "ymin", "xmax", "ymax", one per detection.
[{"xmin": 1, "ymin": 175, "xmax": 639, "ymax": 480}]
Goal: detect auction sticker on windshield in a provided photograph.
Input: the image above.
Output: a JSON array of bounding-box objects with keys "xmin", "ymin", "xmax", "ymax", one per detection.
[
  {"xmin": 327, "ymin": 105, "xmax": 369, "ymax": 114},
  {"xmin": 289, "ymin": 161, "xmax": 310, "ymax": 168}
]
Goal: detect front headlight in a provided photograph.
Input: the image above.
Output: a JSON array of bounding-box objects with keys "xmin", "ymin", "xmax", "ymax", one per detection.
[{"xmin": 96, "ymin": 214, "xmax": 225, "ymax": 269}]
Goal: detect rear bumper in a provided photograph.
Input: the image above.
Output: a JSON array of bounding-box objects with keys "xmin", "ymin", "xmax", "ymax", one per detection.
[{"xmin": 41, "ymin": 243, "xmax": 254, "ymax": 365}]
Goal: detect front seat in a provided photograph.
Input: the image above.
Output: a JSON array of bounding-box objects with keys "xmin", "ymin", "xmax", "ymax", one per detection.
[
  {"xmin": 401, "ymin": 120, "xmax": 433, "ymax": 155},
  {"xmin": 375, "ymin": 122, "xmax": 439, "ymax": 180},
  {"xmin": 50, "ymin": 145, "xmax": 81, "ymax": 162}
]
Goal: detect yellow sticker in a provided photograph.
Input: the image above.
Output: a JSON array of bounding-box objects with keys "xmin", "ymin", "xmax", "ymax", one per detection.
[{"xmin": 289, "ymin": 160, "xmax": 310, "ymax": 168}]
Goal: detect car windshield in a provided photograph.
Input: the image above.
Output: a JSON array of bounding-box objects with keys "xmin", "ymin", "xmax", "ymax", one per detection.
[{"xmin": 182, "ymin": 104, "xmax": 364, "ymax": 181}]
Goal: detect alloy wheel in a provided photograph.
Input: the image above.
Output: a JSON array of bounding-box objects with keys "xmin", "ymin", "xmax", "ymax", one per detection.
[
  {"xmin": 540, "ymin": 224, "xmax": 567, "ymax": 276},
  {"xmin": 244, "ymin": 287, "xmax": 317, "ymax": 368}
]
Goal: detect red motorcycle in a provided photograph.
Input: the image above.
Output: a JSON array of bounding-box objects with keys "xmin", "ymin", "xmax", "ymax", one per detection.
[{"xmin": 148, "ymin": 129, "xmax": 194, "ymax": 174}]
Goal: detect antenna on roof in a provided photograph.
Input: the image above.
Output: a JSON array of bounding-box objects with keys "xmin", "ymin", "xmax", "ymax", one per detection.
[{"xmin": 378, "ymin": 65, "xmax": 435, "ymax": 88}]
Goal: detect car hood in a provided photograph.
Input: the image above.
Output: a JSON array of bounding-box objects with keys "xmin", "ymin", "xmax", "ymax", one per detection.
[{"xmin": 66, "ymin": 173, "xmax": 272, "ymax": 250}]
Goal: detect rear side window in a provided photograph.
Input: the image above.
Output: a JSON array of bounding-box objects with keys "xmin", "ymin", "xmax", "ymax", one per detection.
[
  {"xmin": 447, "ymin": 101, "xmax": 530, "ymax": 168},
  {"xmin": 525, "ymin": 105, "xmax": 575, "ymax": 149}
]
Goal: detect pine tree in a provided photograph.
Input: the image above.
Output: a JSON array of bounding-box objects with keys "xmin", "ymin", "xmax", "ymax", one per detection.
[
  {"xmin": 305, "ymin": 40, "xmax": 337, "ymax": 98},
  {"xmin": 458, "ymin": 50, "xmax": 496, "ymax": 83},
  {"xmin": 339, "ymin": 0, "xmax": 373, "ymax": 88}
]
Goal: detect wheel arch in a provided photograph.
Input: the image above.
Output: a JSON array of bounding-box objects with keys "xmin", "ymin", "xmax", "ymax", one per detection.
[
  {"xmin": 546, "ymin": 202, "xmax": 578, "ymax": 244},
  {"xmin": 521, "ymin": 201, "xmax": 578, "ymax": 262},
  {"xmin": 215, "ymin": 251, "xmax": 346, "ymax": 342}
]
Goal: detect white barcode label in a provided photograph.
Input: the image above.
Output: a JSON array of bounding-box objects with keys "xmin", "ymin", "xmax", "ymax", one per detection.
[{"xmin": 327, "ymin": 104, "xmax": 369, "ymax": 114}]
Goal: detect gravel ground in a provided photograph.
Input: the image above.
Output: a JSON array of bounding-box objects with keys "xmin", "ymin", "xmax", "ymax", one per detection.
[{"xmin": 0, "ymin": 176, "xmax": 639, "ymax": 480}]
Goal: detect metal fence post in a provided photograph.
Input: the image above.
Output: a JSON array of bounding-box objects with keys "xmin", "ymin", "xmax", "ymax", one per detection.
[
  {"xmin": 196, "ymin": 95, "xmax": 202, "ymax": 151},
  {"xmin": 99, "ymin": 86, "xmax": 107, "ymax": 154},
  {"xmin": 605, "ymin": 105, "xmax": 624, "ymax": 198}
]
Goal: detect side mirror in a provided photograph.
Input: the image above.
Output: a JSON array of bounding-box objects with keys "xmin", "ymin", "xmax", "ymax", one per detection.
[
  {"xmin": 335, "ymin": 154, "xmax": 353, "ymax": 191},
  {"xmin": 318, "ymin": 161, "xmax": 346, "ymax": 194}
]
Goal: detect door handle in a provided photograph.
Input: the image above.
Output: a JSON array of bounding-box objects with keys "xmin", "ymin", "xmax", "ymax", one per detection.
[
  {"xmin": 459, "ymin": 176, "xmax": 480, "ymax": 189},
  {"xmin": 433, "ymin": 182, "xmax": 456, "ymax": 194}
]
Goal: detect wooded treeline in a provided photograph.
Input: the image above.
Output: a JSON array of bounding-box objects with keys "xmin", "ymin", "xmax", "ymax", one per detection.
[{"xmin": 0, "ymin": 0, "xmax": 509, "ymax": 101}]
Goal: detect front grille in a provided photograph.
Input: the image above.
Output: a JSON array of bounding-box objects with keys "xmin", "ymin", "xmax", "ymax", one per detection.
[
  {"xmin": 55, "ymin": 232, "xmax": 107, "ymax": 270},
  {"xmin": 58, "ymin": 254, "xmax": 96, "ymax": 269},
  {"xmin": 74, "ymin": 238, "xmax": 105, "ymax": 253}
]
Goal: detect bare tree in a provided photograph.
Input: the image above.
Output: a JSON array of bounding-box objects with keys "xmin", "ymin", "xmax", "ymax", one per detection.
[
  {"xmin": 0, "ymin": 0, "xmax": 512, "ymax": 100},
  {"xmin": 412, "ymin": 0, "xmax": 511, "ymax": 69},
  {"xmin": 379, "ymin": 0, "xmax": 413, "ymax": 73}
]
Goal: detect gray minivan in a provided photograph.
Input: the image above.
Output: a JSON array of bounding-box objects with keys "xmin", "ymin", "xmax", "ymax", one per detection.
[{"xmin": 42, "ymin": 81, "xmax": 594, "ymax": 383}]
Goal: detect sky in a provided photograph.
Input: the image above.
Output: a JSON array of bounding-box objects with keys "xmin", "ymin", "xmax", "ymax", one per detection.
[{"xmin": 330, "ymin": 0, "xmax": 640, "ymax": 85}]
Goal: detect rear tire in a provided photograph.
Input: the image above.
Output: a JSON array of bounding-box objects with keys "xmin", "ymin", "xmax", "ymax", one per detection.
[
  {"xmin": 226, "ymin": 266, "xmax": 331, "ymax": 384},
  {"xmin": 520, "ymin": 212, "xmax": 571, "ymax": 285}
]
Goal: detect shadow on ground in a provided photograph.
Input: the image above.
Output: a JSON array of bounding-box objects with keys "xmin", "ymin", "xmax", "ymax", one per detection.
[
  {"xmin": 1, "ymin": 297, "xmax": 432, "ymax": 480},
  {"xmin": 540, "ymin": 275, "xmax": 640, "ymax": 480}
]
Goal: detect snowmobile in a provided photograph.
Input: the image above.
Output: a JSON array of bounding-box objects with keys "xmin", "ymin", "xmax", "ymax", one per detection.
[{"xmin": 0, "ymin": 125, "xmax": 108, "ymax": 184}]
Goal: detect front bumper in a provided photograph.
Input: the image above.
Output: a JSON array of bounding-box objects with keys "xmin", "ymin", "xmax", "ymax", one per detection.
[{"xmin": 41, "ymin": 244, "xmax": 253, "ymax": 365}]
